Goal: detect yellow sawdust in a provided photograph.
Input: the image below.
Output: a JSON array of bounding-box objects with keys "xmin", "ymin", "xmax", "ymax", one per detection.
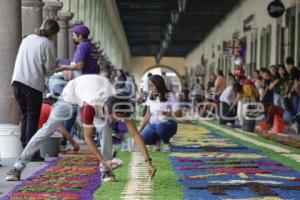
[
  {"xmin": 170, "ymin": 152, "xmax": 264, "ymax": 159},
  {"xmin": 185, "ymin": 173, "xmax": 226, "ymax": 179},
  {"xmin": 238, "ymin": 173, "xmax": 248, "ymax": 179},
  {"xmin": 255, "ymin": 173, "xmax": 296, "ymax": 180}
]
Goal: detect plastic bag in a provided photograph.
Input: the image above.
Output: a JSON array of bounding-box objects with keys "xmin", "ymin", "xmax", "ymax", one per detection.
[{"xmin": 272, "ymin": 115, "xmax": 287, "ymax": 133}]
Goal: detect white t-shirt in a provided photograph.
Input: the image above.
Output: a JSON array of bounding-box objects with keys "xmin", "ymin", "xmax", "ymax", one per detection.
[
  {"xmin": 192, "ymin": 83, "xmax": 201, "ymax": 95},
  {"xmin": 62, "ymin": 75, "xmax": 116, "ymax": 108},
  {"xmin": 146, "ymin": 92, "xmax": 180, "ymax": 124},
  {"xmin": 219, "ymin": 85, "xmax": 236, "ymax": 105}
]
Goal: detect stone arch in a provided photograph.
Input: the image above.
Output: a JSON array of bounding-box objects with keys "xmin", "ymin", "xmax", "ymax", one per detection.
[
  {"xmin": 140, "ymin": 65, "xmax": 183, "ymax": 92},
  {"xmin": 141, "ymin": 64, "xmax": 182, "ymax": 82},
  {"xmin": 129, "ymin": 56, "xmax": 186, "ymax": 90}
]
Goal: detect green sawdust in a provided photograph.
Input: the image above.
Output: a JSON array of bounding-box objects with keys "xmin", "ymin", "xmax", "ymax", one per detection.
[
  {"xmin": 94, "ymin": 152, "xmax": 131, "ymax": 200},
  {"xmin": 151, "ymin": 152, "xmax": 183, "ymax": 200},
  {"xmin": 199, "ymin": 122, "xmax": 300, "ymax": 172}
]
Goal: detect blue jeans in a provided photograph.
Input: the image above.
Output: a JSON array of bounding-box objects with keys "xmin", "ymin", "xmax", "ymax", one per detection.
[
  {"xmin": 274, "ymin": 93, "xmax": 284, "ymax": 107},
  {"xmin": 63, "ymin": 108, "xmax": 78, "ymax": 136},
  {"xmin": 141, "ymin": 120, "xmax": 177, "ymax": 145},
  {"xmin": 283, "ymin": 95, "xmax": 300, "ymax": 129}
]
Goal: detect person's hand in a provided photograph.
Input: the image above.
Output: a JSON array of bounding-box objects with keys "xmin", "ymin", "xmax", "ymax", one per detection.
[
  {"xmin": 146, "ymin": 162, "xmax": 157, "ymax": 181},
  {"xmin": 159, "ymin": 111, "xmax": 170, "ymax": 117},
  {"xmin": 103, "ymin": 160, "xmax": 122, "ymax": 171},
  {"xmin": 55, "ymin": 65, "xmax": 69, "ymax": 72},
  {"xmin": 73, "ymin": 145, "xmax": 80, "ymax": 152},
  {"xmin": 160, "ymin": 111, "xmax": 167, "ymax": 115}
]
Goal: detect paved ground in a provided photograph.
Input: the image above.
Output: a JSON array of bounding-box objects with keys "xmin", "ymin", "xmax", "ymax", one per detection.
[
  {"xmin": 0, "ymin": 137, "xmax": 86, "ymax": 199},
  {"xmin": 0, "ymin": 158, "xmax": 53, "ymax": 198}
]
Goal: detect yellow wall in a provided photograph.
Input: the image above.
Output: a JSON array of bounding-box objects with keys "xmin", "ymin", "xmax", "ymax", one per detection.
[{"xmin": 129, "ymin": 56, "xmax": 186, "ymax": 87}]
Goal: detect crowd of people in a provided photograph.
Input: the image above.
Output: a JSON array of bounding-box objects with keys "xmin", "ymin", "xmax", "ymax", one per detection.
[
  {"xmin": 182, "ymin": 56, "xmax": 300, "ymax": 134},
  {"xmin": 6, "ymin": 18, "xmax": 161, "ymax": 183}
]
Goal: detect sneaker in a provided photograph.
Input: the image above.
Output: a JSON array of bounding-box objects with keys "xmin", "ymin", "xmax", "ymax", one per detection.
[
  {"xmin": 101, "ymin": 171, "xmax": 115, "ymax": 182},
  {"xmin": 152, "ymin": 140, "xmax": 161, "ymax": 151},
  {"xmin": 5, "ymin": 168, "xmax": 21, "ymax": 181},
  {"xmin": 111, "ymin": 158, "xmax": 123, "ymax": 167},
  {"xmin": 162, "ymin": 143, "xmax": 172, "ymax": 152}
]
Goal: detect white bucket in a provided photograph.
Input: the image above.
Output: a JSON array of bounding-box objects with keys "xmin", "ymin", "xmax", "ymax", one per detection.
[{"xmin": 0, "ymin": 124, "xmax": 22, "ymax": 159}]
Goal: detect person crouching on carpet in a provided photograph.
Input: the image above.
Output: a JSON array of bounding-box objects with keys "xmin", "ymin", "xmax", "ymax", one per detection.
[{"xmin": 139, "ymin": 75, "xmax": 182, "ymax": 152}]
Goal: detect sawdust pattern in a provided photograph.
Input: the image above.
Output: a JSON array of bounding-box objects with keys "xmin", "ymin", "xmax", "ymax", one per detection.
[{"xmin": 121, "ymin": 152, "xmax": 153, "ymax": 200}]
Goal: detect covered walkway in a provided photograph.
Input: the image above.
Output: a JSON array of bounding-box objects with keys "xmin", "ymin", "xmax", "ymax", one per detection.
[{"xmin": 1, "ymin": 0, "xmax": 300, "ymax": 200}]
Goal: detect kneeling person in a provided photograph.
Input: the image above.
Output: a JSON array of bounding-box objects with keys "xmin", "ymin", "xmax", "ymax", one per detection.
[{"xmin": 139, "ymin": 75, "xmax": 182, "ymax": 151}]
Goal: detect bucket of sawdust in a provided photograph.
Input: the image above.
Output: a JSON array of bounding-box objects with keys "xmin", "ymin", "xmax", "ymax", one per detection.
[{"xmin": 40, "ymin": 131, "xmax": 62, "ymax": 157}]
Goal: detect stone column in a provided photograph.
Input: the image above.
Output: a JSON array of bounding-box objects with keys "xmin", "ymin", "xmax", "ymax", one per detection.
[
  {"xmin": 22, "ymin": 0, "xmax": 44, "ymax": 37},
  {"xmin": 42, "ymin": 0, "xmax": 63, "ymax": 19},
  {"xmin": 42, "ymin": 0, "xmax": 62, "ymax": 56},
  {"xmin": 57, "ymin": 11, "xmax": 73, "ymax": 59},
  {"xmin": 0, "ymin": 1, "xmax": 21, "ymax": 124},
  {"xmin": 68, "ymin": 20, "xmax": 82, "ymax": 59}
]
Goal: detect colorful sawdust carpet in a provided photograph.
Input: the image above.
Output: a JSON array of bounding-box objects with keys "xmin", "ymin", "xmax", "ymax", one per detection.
[
  {"xmin": 2, "ymin": 156, "xmax": 100, "ymax": 200},
  {"xmin": 169, "ymin": 124, "xmax": 300, "ymax": 200}
]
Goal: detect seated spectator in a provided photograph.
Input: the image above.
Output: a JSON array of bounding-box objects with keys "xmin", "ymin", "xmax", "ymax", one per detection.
[
  {"xmin": 269, "ymin": 65, "xmax": 289, "ymax": 107},
  {"xmin": 282, "ymin": 57, "xmax": 300, "ymax": 133},
  {"xmin": 260, "ymin": 68, "xmax": 274, "ymax": 108}
]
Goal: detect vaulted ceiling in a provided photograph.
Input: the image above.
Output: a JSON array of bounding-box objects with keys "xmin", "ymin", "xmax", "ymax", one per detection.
[{"xmin": 116, "ymin": 0, "xmax": 240, "ymax": 57}]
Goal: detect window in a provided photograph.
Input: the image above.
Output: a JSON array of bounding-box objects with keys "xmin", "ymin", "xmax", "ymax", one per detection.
[
  {"xmin": 260, "ymin": 28, "xmax": 266, "ymax": 67},
  {"xmin": 250, "ymin": 32, "xmax": 258, "ymax": 69},
  {"xmin": 254, "ymin": 33, "xmax": 257, "ymax": 68},
  {"xmin": 266, "ymin": 25, "xmax": 272, "ymax": 67},
  {"xmin": 276, "ymin": 22, "xmax": 283, "ymax": 65}
]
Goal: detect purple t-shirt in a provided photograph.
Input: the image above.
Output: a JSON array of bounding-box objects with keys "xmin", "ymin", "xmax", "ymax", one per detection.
[{"xmin": 74, "ymin": 39, "xmax": 98, "ymax": 74}]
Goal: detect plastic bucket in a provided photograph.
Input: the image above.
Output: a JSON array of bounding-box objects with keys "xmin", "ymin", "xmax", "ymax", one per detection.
[
  {"xmin": 242, "ymin": 119, "xmax": 256, "ymax": 132},
  {"xmin": 40, "ymin": 132, "xmax": 62, "ymax": 157},
  {"xmin": 0, "ymin": 124, "xmax": 22, "ymax": 159}
]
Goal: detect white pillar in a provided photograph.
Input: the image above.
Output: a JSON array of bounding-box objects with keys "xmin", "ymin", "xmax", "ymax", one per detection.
[
  {"xmin": 57, "ymin": 11, "xmax": 73, "ymax": 59},
  {"xmin": 0, "ymin": 0, "xmax": 22, "ymax": 124},
  {"xmin": 42, "ymin": 0, "xmax": 63, "ymax": 19}
]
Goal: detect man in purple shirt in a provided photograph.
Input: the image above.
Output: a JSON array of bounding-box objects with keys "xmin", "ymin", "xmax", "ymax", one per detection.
[
  {"xmin": 56, "ymin": 25, "xmax": 98, "ymax": 74},
  {"xmin": 55, "ymin": 25, "xmax": 98, "ymax": 149}
]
